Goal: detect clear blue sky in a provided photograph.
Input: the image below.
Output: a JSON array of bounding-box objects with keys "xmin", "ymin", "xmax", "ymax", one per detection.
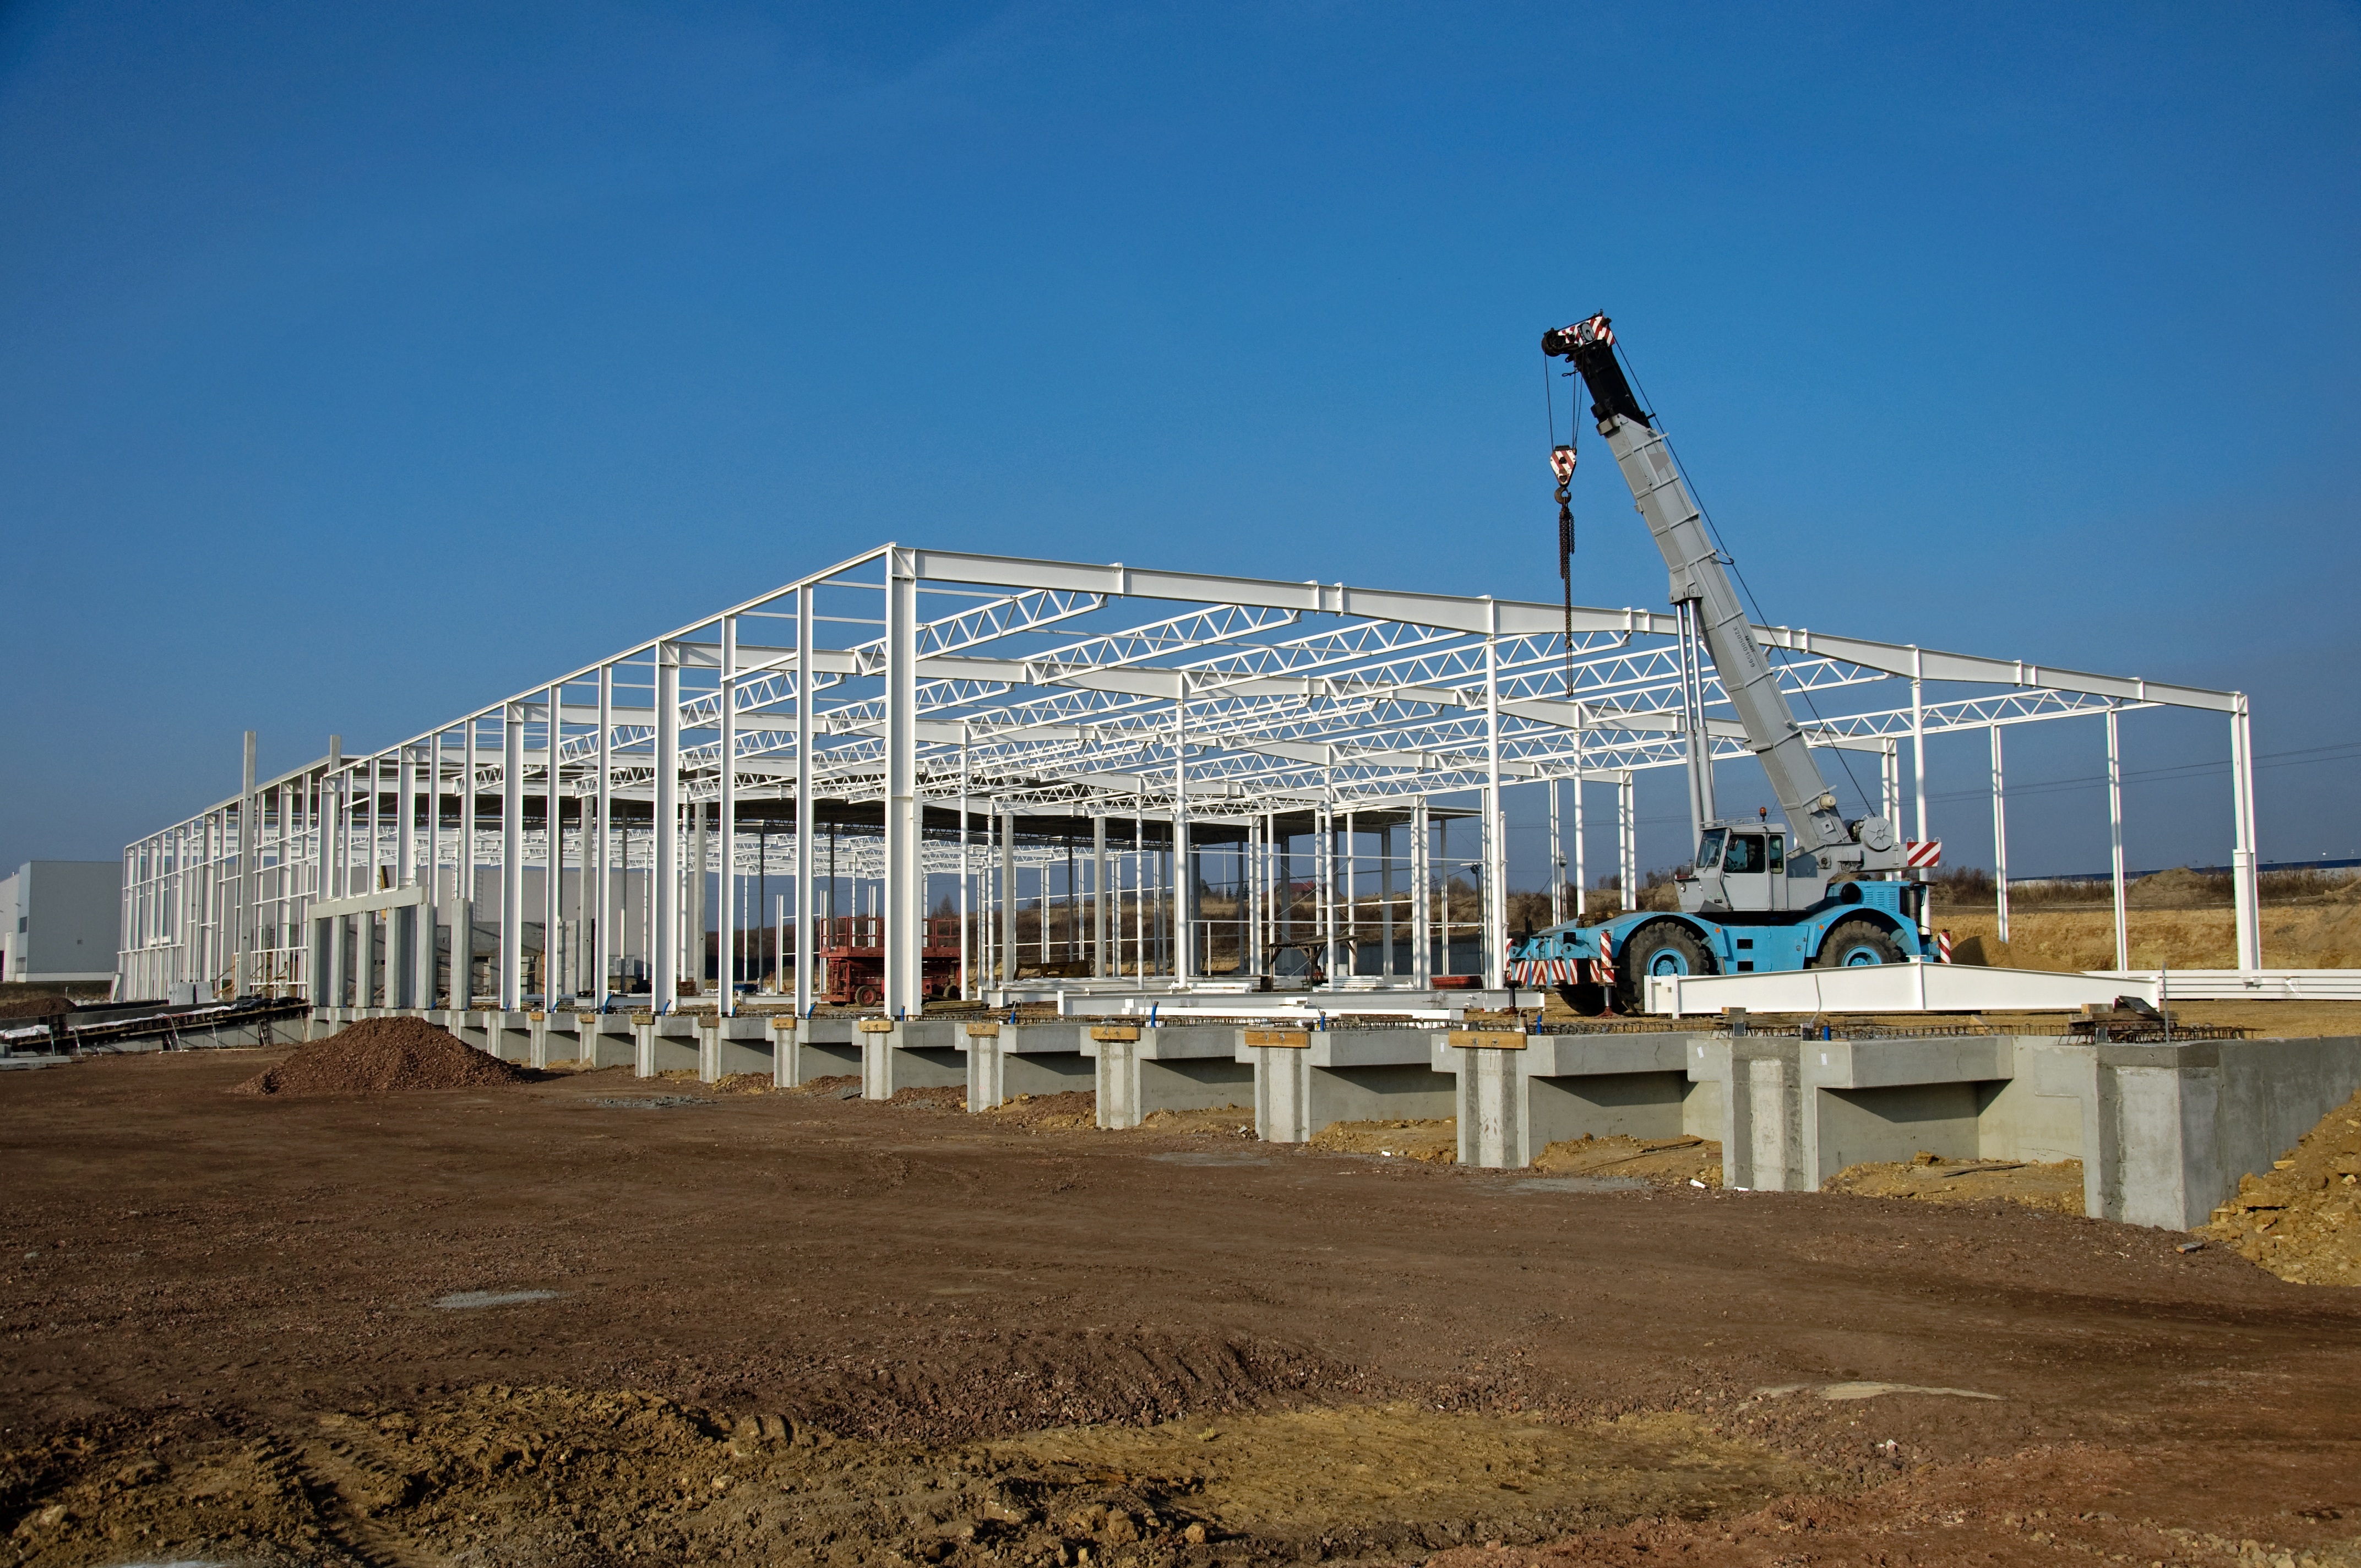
[{"xmin": 3, "ymin": 2, "xmax": 2354, "ymax": 883}]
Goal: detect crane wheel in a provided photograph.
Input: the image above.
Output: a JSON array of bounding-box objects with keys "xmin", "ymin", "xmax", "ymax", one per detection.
[
  {"xmin": 1615, "ymin": 923, "xmax": 1715, "ymax": 1011},
  {"xmin": 1814, "ymin": 918, "xmax": 1906, "ymax": 968}
]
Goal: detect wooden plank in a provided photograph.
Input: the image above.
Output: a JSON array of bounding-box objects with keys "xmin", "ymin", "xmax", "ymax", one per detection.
[
  {"xmin": 1090, "ymin": 1025, "xmax": 1142, "ymax": 1042},
  {"xmin": 1447, "ymin": 1029, "xmax": 1527, "ymax": 1050},
  {"xmin": 857, "ymin": 1018, "xmax": 895, "ymax": 1035},
  {"xmin": 965, "ymin": 1021, "xmax": 1002, "ymax": 1037},
  {"xmin": 1244, "ymin": 1029, "xmax": 1310, "ymax": 1048}
]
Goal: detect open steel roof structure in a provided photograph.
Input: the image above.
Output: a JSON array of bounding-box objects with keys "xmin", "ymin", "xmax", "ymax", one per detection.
[{"xmin": 118, "ymin": 543, "xmax": 2260, "ymax": 1012}]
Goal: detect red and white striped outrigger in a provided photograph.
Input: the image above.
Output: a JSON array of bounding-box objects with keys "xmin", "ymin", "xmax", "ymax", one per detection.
[{"xmin": 1506, "ymin": 952, "xmax": 1615, "ymax": 988}]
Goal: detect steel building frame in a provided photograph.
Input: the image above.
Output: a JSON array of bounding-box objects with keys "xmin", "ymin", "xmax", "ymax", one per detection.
[{"xmin": 117, "ymin": 543, "xmax": 2261, "ymax": 1011}]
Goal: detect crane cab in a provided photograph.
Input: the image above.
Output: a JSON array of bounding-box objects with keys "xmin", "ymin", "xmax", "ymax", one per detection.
[{"xmin": 1678, "ymin": 823, "xmax": 1829, "ymax": 914}]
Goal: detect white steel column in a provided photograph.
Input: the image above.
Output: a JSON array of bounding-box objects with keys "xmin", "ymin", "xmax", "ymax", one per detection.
[
  {"xmin": 1989, "ymin": 725, "xmax": 2010, "ymax": 945},
  {"xmin": 1173, "ymin": 674, "xmax": 1193, "ymax": 982},
  {"xmin": 2231, "ymin": 698, "xmax": 2261, "ymax": 970},
  {"xmin": 793, "ymin": 594, "xmax": 814, "ymax": 1015},
  {"xmin": 1617, "ymin": 770, "xmax": 1637, "ymax": 913},
  {"xmin": 957, "ymin": 727, "xmax": 971, "ymax": 998},
  {"xmin": 884, "ymin": 549, "xmax": 922, "ymax": 1016},
  {"xmin": 998, "ymin": 808, "xmax": 1016, "ymax": 983},
  {"xmin": 235, "ymin": 731, "xmax": 257, "ymax": 997},
  {"xmin": 1573, "ymin": 773, "xmax": 1588, "ymax": 918},
  {"xmin": 596, "ymin": 666, "xmax": 613, "ymax": 1008},
  {"xmin": 1482, "ymin": 616, "xmax": 1506, "ymax": 990},
  {"xmin": 459, "ymin": 723, "xmax": 476, "ymax": 999},
  {"xmin": 544, "ymin": 686, "xmax": 563, "ymax": 1005},
  {"xmin": 1911, "ymin": 650, "xmax": 1928, "ymax": 845},
  {"xmin": 654, "ymin": 645, "xmax": 681, "ymax": 1012},
  {"xmin": 502, "ymin": 704, "xmax": 525, "ymax": 1011},
  {"xmin": 1410, "ymin": 798, "xmax": 1430, "ymax": 986},
  {"xmin": 1092, "ymin": 814, "xmax": 1108, "ymax": 978},
  {"xmin": 1316, "ymin": 804, "xmax": 1334, "ymax": 981},
  {"xmin": 719, "ymin": 618, "xmax": 737, "ymax": 1015},
  {"xmin": 397, "ymin": 746, "xmax": 416, "ymax": 888},
  {"xmin": 1548, "ymin": 780, "xmax": 1563, "ymax": 927},
  {"xmin": 2107, "ymin": 704, "xmax": 2128, "ymax": 973}
]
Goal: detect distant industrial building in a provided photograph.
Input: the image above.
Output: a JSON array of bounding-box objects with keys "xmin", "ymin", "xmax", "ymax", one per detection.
[{"xmin": 2, "ymin": 861, "xmax": 121, "ymax": 986}]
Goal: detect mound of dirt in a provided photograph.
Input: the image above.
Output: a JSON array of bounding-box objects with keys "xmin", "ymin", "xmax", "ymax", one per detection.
[
  {"xmin": 1532, "ymin": 1133, "xmax": 1723, "ymax": 1187},
  {"xmin": 1824, "ymin": 1155, "xmax": 2085, "ymax": 1214},
  {"xmin": 2125, "ymin": 865, "xmax": 2221, "ymax": 908},
  {"xmin": 988, "ymin": 1089, "xmax": 1101, "ymax": 1129},
  {"xmin": 2201, "ymin": 1087, "xmax": 2361, "ymax": 1286},
  {"xmin": 230, "ymin": 1017, "xmax": 531, "ymax": 1097}
]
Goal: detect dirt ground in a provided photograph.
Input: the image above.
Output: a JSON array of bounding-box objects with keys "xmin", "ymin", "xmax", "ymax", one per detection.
[
  {"xmin": 1530, "ymin": 1135, "xmax": 1725, "ymax": 1190},
  {"xmin": 1824, "ymin": 1157, "xmax": 2088, "ymax": 1215},
  {"xmin": 1309, "ymin": 1120, "xmax": 1459, "ymax": 1165},
  {"xmin": 3, "ymin": 1049, "xmax": 2359, "ymax": 1567}
]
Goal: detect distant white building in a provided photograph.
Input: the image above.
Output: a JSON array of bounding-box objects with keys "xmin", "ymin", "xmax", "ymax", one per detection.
[{"xmin": 1, "ymin": 861, "xmax": 120, "ymax": 986}]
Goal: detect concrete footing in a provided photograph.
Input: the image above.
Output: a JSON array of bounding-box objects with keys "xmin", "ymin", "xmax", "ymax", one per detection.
[
  {"xmin": 856, "ymin": 1019, "xmax": 969, "ymax": 1101},
  {"xmin": 1245, "ymin": 1027, "xmax": 1456, "ymax": 1144},
  {"xmin": 960, "ymin": 1022, "xmax": 1094, "ymax": 1110},
  {"xmin": 1086, "ymin": 1025, "xmax": 1255, "ymax": 1129}
]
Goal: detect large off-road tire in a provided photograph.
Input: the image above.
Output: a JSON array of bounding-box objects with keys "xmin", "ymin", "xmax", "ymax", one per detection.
[
  {"xmin": 1814, "ymin": 917, "xmax": 1907, "ymax": 968},
  {"xmin": 1556, "ymin": 981, "xmax": 1609, "ymax": 1017},
  {"xmin": 1617, "ymin": 922, "xmax": 1715, "ymax": 1011}
]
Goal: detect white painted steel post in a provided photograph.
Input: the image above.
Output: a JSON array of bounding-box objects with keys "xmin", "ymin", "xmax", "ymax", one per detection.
[
  {"xmin": 2107, "ymin": 704, "xmax": 2128, "ymax": 973},
  {"xmin": 998, "ymin": 808, "xmax": 1016, "ymax": 984},
  {"xmin": 2231, "ymin": 698, "xmax": 2260, "ymax": 970},
  {"xmin": 595, "ymin": 666, "xmax": 613, "ymax": 1008},
  {"xmin": 793, "ymin": 593, "xmax": 814, "ymax": 1015},
  {"xmin": 1092, "ymin": 814, "xmax": 1108, "ymax": 978},
  {"xmin": 1173, "ymin": 675, "xmax": 1192, "ymax": 983},
  {"xmin": 1911, "ymin": 652, "xmax": 1927, "ymax": 845},
  {"xmin": 884, "ymin": 549, "xmax": 921, "ymax": 1017},
  {"xmin": 654, "ymin": 646, "xmax": 681, "ymax": 1013},
  {"xmin": 1573, "ymin": 772, "xmax": 1587, "ymax": 918},
  {"xmin": 1316, "ymin": 804, "xmax": 1334, "ymax": 981},
  {"xmin": 1483, "ymin": 616, "xmax": 1506, "ymax": 989},
  {"xmin": 719, "ymin": 617, "xmax": 737, "ymax": 1015},
  {"xmin": 1989, "ymin": 725, "xmax": 2010, "ymax": 945},
  {"xmin": 1342, "ymin": 810, "xmax": 1356, "ymax": 978},
  {"xmin": 957, "ymin": 727, "xmax": 971, "ymax": 998},
  {"xmin": 1548, "ymin": 780, "xmax": 1563, "ymax": 927},
  {"xmin": 236, "ymin": 731, "xmax": 257, "ymax": 997},
  {"xmin": 502, "ymin": 707, "xmax": 525, "ymax": 1011},
  {"xmin": 396, "ymin": 745, "xmax": 416, "ymax": 889},
  {"xmin": 1410, "ymin": 798, "xmax": 1430, "ymax": 986},
  {"xmin": 1617, "ymin": 771, "xmax": 1637, "ymax": 913},
  {"xmin": 459, "ymin": 724, "xmax": 476, "ymax": 1000},
  {"xmin": 544, "ymin": 686, "xmax": 563, "ymax": 1006}
]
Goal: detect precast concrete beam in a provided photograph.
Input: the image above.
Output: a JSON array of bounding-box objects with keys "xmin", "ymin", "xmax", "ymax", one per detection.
[
  {"xmin": 1245, "ymin": 1027, "xmax": 1455, "ymax": 1144},
  {"xmin": 1085, "ymin": 1025, "xmax": 1255, "ymax": 1130},
  {"xmin": 960, "ymin": 1021, "xmax": 1093, "ymax": 1110},
  {"xmin": 697, "ymin": 1015, "xmax": 775, "ymax": 1082},
  {"xmin": 860, "ymin": 1017, "xmax": 967, "ymax": 1101}
]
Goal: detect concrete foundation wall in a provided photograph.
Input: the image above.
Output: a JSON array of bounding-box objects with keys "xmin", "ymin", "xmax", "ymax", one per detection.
[
  {"xmin": 1527, "ymin": 1070, "xmax": 1691, "ymax": 1147},
  {"xmin": 1094, "ymin": 1028, "xmax": 1255, "ymax": 1129},
  {"xmin": 1813, "ymin": 1082, "xmax": 1984, "ymax": 1179},
  {"xmin": 965, "ymin": 1025, "xmax": 1094, "ymax": 1110}
]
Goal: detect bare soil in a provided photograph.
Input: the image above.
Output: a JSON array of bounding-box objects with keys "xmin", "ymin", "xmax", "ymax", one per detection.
[
  {"xmin": 1531, "ymin": 1135, "xmax": 1725, "ymax": 1189},
  {"xmin": 2, "ymin": 1048, "xmax": 2358, "ymax": 1567},
  {"xmin": 1309, "ymin": 1119, "xmax": 1459, "ymax": 1165},
  {"xmin": 1824, "ymin": 1157, "xmax": 2088, "ymax": 1215}
]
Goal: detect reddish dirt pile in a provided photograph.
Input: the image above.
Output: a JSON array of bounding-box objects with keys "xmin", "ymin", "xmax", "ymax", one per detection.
[
  {"xmin": 230, "ymin": 1017, "xmax": 532, "ymax": 1097},
  {"xmin": 2204, "ymin": 1086, "xmax": 2361, "ymax": 1284}
]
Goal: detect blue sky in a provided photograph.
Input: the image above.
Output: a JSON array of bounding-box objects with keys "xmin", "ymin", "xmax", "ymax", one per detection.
[{"xmin": 2, "ymin": 1, "xmax": 2355, "ymax": 882}]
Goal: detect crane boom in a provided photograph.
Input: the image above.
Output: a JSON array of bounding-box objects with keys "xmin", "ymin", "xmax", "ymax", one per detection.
[{"xmin": 1544, "ymin": 314, "xmax": 1891, "ymax": 869}]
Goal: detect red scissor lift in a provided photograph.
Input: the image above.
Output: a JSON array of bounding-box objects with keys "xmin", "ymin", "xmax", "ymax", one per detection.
[{"xmin": 814, "ymin": 915, "xmax": 964, "ymax": 1007}]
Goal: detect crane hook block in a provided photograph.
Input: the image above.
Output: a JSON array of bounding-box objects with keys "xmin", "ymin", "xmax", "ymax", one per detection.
[{"xmin": 1550, "ymin": 445, "xmax": 1576, "ymax": 483}]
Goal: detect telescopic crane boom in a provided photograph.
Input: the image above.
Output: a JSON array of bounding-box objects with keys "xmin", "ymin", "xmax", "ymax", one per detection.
[{"xmin": 1541, "ymin": 314, "xmax": 1905, "ymax": 878}]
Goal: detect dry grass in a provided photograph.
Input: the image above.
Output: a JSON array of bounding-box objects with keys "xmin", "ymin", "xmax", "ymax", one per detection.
[{"xmin": 1934, "ymin": 904, "xmax": 2361, "ymax": 971}]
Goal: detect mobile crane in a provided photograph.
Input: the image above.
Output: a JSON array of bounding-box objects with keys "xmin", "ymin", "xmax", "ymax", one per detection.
[{"xmin": 1509, "ymin": 315, "xmax": 1936, "ymax": 1014}]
